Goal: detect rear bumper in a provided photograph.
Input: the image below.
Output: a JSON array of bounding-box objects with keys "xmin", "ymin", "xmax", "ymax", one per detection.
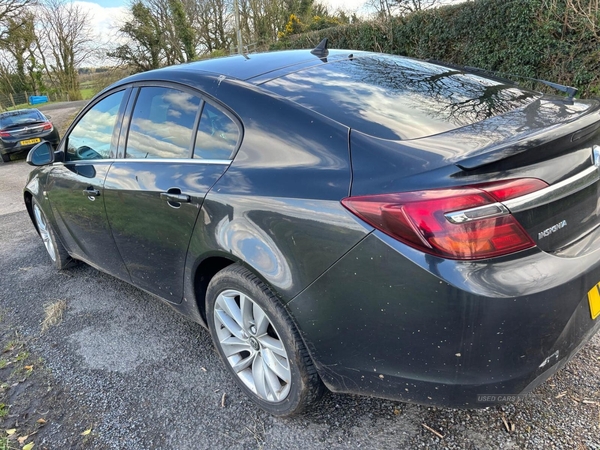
[
  {"xmin": 288, "ymin": 231, "xmax": 600, "ymax": 407},
  {"xmin": 0, "ymin": 131, "xmax": 59, "ymax": 156}
]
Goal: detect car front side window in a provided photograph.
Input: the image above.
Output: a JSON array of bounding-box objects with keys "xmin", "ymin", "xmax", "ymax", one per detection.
[
  {"xmin": 66, "ymin": 90, "xmax": 125, "ymax": 162},
  {"xmin": 125, "ymin": 87, "xmax": 201, "ymax": 160}
]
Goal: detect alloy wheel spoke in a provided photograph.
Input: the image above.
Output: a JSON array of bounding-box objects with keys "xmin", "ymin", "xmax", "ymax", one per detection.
[
  {"xmin": 253, "ymin": 303, "xmax": 269, "ymax": 335},
  {"xmin": 252, "ymin": 353, "xmax": 268, "ymax": 398},
  {"xmin": 261, "ymin": 348, "xmax": 291, "ymax": 383},
  {"xmin": 231, "ymin": 352, "xmax": 255, "ymax": 373},
  {"xmin": 258, "ymin": 335, "xmax": 287, "ymax": 358},
  {"xmin": 239, "ymin": 293, "xmax": 254, "ymax": 331},
  {"xmin": 220, "ymin": 335, "xmax": 252, "ymax": 357},
  {"xmin": 215, "ymin": 309, "xmax": 244, "ymax": 340},
  {"xmin": 262, "ymin": 358, "xmax": 284, "ymax": 400},
  {"xmin": 219, "ymin": 294, "xmax": 244, "ymax": 329}
]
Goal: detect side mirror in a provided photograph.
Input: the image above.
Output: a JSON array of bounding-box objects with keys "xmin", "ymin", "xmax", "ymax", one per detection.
[{"xmin": 27, "ymin": 141, "xmax": 55, "ymax": 166}]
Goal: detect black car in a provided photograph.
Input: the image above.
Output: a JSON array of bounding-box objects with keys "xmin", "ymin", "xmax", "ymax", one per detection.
[
  {"xmin": 23, "ymin": 44, "xmax": 600, "ymax": 416},
  {"xmin": 0, "ymin": 108, "xmax": 60, "ymax": 162}
]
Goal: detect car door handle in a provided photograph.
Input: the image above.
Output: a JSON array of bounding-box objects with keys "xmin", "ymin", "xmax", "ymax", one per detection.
[
  {"xmin": 82, "ymin": 188, "xmax": 100, "ymax": 196},
  {"xmin": 160, "ymin": 192, "xmax": 190, "ymax": 203}
]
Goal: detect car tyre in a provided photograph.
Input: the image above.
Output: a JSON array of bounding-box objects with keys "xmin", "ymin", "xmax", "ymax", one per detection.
[
  {"xmin": 206, "ymin": 263, "xmax": 324, "ymax": 416},
  {"xmin": 1, "ymin": 153, "xmax": 9, "ymax": 163},
  {"xmin": 32, "ymin": 199, "xmax": 75, "ymax": 269}
]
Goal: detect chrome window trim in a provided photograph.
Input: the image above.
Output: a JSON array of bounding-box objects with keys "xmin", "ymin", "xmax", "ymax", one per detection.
[
  {"xmin": 54, "ymin": 158, "xmax": 232, "ymax": 165},
  {"xmin": 53, "ymin": 159, "xmax": 115, "ymax": 166},
  {"xmin": 503, "ymin": 165, "xmax": 599, "ymax": 213},
  {"xmin": 118, "ymin": 158, "xmax": 232, "ymax": 165}
]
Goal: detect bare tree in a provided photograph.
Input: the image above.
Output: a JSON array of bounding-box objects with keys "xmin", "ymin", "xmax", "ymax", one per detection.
[
  {"xmin": 544, "ymin": 0, "xmax": 600, "ymax": 37},
  {"xmin": 37, "ymin": 0, "xmax": 95, "ymax": 99},
  {"xmin": 0, "ymin": 0, "xmax": 33, "ymax": 41},
  {"xmin": 194, "ymin": 0, "xmax": 231, "ymax": 53},
  {"xmin": 397, "ymin": 0, "xmax": 440, "ymax": 14},
  {"xmin": 369, "ymin": 0, "xmax": 440, "ymax": 19}
]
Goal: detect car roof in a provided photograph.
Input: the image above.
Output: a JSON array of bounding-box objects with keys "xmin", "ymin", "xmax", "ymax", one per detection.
[{"xmin": 122, "ymin": 49, "xmax": 360, "ymax": 84}]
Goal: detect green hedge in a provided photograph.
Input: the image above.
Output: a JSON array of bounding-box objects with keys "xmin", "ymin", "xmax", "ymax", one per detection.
[{"xmin": 274, "ymin": 0, "xmax": 600, "ymax": 97}]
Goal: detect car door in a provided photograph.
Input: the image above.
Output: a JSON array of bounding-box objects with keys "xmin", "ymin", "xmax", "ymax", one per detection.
[
  {"xmin": 46, "ymin": 89, "xmax": 131, "ymax": 281},
  {"xmin": 103, "ymin": 84, "xmax": 240, "ymax": 303}
]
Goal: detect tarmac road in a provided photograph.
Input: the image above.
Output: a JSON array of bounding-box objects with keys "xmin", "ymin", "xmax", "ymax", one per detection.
[
  {"xmin": 1, "ymin": 159, "xmax": 600, "ymax": 448},
  {"xmin": 37, "ymin": 100, "xmax": 89, "ymax": 113}
]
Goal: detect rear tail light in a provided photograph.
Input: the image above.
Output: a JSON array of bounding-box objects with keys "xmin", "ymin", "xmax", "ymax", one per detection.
[
  {"xmin": 41, "ymin": 122, "xmax": 53, "ymax": 131},
  {"xmin": 342, "ymin": 178, "xmax": 548, "ymax": 260},
  {"xmin": 0, "ymin": 131, "xmax": 10, "ymax": 137}
]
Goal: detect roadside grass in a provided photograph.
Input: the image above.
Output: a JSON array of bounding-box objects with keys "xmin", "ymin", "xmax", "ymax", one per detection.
[
  {"xmin": 2, "ymin": 86, "xmax": 92, "ymax": 111},
  {"xmin": 0, "ymin": 435, "xmax": 15, "ymax": 450},
  {"xmin": 80, "ymin": 88, "xmax": 95, "ymax": 100},
  {"xmin": 80, "ymin": 87, "xmax": 96, "ymax": 100},
  {"xmin": 56, "ymin": 110, "xmax": 82, "ymax": 137},
  {"xmin": 3, "ymin": 101, "xmax": 57, "ymax": 112}
]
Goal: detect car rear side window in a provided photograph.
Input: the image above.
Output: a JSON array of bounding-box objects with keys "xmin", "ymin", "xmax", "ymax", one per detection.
[
  {"xmin": 126, "ymin": 87, "xmax": 201, "ymax": 160},
  {"xmin": 66, "ymin": 90, "xmax": 125, "ymax": 161},
  {"xmin": 193, "ymin": 103, "xmax": 239, "ymax": 160}
]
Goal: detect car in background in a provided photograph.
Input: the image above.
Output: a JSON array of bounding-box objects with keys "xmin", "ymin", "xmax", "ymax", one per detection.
[
  {"xmin": 22, "ymin": 42, "xmax": 600, "ymax": 416},
  {"xmin": 0, "ymin": 108, "xmax": 59, "ymax": 162}
]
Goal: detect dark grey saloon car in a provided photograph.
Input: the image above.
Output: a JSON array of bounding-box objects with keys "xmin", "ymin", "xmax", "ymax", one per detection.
[
  {"xmin": 24, "ymin": 44, "xmax": 600, "ymax": 416},
  {"xmin": 0, "ymin": 108, "xmax": 59, "ymax": 162}
]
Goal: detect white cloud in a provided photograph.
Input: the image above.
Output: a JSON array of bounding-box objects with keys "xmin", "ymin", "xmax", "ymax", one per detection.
[
  {"xmin": 74, "ymin": 1, "xmax": 128, "ymax": 39},
  {"xmin": 73, "ymin": 1, "xmax": 130, "ymax": 66},
  {"xmin": 321, "ymin": 0, "xmax": 370, "ymax": 15}
]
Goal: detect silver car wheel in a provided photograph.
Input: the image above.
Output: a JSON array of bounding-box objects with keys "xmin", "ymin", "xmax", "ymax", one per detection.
[
  {"xmin": 213, "ymin": 289, "xmax": 292, "ymax": 403},
  {"xmin": 33, "ymin": 203, "xmax": 57, "ymax": 262}
]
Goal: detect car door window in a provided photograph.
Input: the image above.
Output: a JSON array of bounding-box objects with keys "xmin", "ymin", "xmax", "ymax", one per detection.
[
  {"xmin": 66, "ymin": 90, "xmax": 125, "ymax": 161},
  {"xmin": 125, "ymin": 87, "xmax": 201, "ymax": 159},
  {"xmin": 193, "ymin": 103, "xmax": 239, "ymax": 160}
]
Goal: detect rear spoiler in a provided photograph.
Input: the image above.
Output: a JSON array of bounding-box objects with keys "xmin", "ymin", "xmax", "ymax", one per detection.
[{"xmin": 427, "ymin": 60, "xmax": 578, "ymax": 100}]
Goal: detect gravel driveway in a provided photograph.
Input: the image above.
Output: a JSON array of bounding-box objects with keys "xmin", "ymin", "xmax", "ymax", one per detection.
[{"xmin": 1, "ymin": 105, "xmax": 600, "ymax": 449}]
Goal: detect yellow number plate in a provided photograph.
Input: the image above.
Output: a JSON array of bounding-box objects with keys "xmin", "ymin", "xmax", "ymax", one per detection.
[
  {"xmin": 20, "ymin": 138, "xmax": 40, "ymax": 146},
  {"xmin": 587, "ymin": 283, "xmax": 600, "ymax": 320}
]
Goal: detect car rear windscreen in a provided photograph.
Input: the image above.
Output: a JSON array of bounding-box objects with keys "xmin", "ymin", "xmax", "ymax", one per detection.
[
  {"xmin": 262, "ymin": 55, "xmax": 540, "ymax": 140},
  {"xmin": 0, "ymin": 110, "xmax": 45, "ymax": 129}
]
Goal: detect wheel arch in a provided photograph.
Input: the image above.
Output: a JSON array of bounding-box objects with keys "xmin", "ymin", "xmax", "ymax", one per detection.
[
  {"xmin": 189, "ymin": 253, "xmax": 294, "ymax": 328},
  {"xmin": 23, "ymin": 190, "xmax": 38, "ymax": 235},
  {"xmin": 192, "ymin": 255, "xmax": 236, "ymax": 326}
]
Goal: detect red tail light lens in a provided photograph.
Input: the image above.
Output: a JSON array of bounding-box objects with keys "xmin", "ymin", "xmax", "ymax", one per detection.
[
  {"xmin": 342, "ymin": 178, "xmax": 548, "ymax": 260},
  {"xmin": 0, "ymin": 131, "xmax": 10, "ymax": 137},
  {"xmin": 41, "ymin": 122, "xmax": 53, "ymax": 131}
]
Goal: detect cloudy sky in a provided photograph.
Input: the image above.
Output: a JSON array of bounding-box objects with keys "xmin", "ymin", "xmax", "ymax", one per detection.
[{"xmin": 75, "ymin": 1, "xmax": 129, "ymax": 36}]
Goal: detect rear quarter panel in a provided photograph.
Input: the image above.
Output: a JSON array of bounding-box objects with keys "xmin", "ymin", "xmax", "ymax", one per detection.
[{"xmin": 183, "ymin": 79, "xmax": 370, "ymax": 306}]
